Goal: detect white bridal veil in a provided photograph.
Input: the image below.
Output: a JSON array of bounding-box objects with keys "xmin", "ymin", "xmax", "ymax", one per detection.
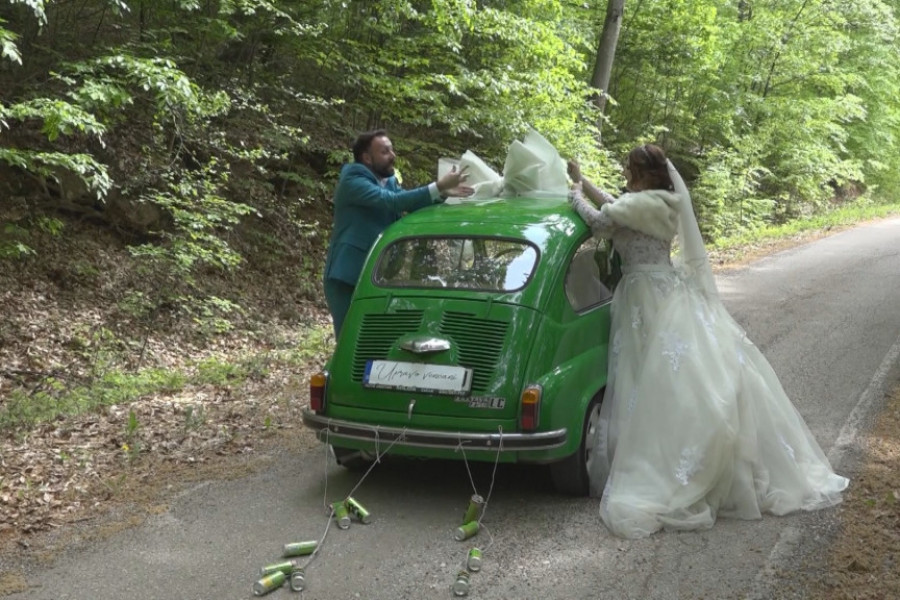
[{"xmin": 667, "ymin": 160, "xmax": 718, "ymax": 298}]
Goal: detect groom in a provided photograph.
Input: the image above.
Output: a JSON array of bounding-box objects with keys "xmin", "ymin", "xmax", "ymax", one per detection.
[{"xmin": 323, "ymin": 130, "xmax": 473, "ymax": 338}]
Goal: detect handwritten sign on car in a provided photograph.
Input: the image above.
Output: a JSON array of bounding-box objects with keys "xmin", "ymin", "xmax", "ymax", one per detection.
[{"xmin": 364, "ymin": 360, "xmax": 473, "ymax": 395}]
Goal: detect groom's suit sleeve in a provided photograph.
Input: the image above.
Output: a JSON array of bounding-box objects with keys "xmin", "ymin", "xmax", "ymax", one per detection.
[
  {"xmin": 340, "ymin": 164, "xmax": 437, "ymax": 213},
  {"xmin": 325, "ymin": 164, "xmax": 439, "ymax": 288}
]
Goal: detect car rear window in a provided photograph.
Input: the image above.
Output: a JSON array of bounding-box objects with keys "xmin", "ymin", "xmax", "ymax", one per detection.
[{"xmin": 373, "ymin": 236, "xmax": 539, "ymax": 292}]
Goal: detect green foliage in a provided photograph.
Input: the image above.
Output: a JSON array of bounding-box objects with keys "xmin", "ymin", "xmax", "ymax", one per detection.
[
  {"xmin": 194, "ymin": 356, "xmax": 253, "ymax": 385},
  {"xmin": 132, "ymin": 159, "xmax": 253, "ymax": 274},
  {"xmin": 62, "ymin": 54, "xmax": 227, "ymax": 120},
  {"xmin": 35, "ymin": 215, "xmax": 63, "ymax": 235},
  {"xmin": 7, "ymin": 0, "xmax": 47, "ymax": 23},
  {"xmin": 0, "ymin": 368, "xmax": 186, "ymax": 431},
  {"xmin": 286, "ymin": 324, "xmax": 334, "ymax": 363},
  {"xmin": 0, "ymin": 148, "xmax": 112, "ymax": 197},
  {"xmin": 0, "ymin": 20, "xmax": 22, "ymax": 64},
  {"xmin": 0, "ymin": 321, "xmax": 336, "ymax": 431},
  {"xmin": 692, "ymin": 139, "xmax": 774, "ymax": 240},
  {"xmin": 2, "ymin": 98, "xmax": 106, "ymax": 142},
  {"xmin": 126, "ymin": 155, "xmax": 255, "ymax": 330},
  {"xmin": 1, "ymin": 0, "xmax": 900, "ymax": 315},
  {"xmin": 0, "ymin": 222, "xmax": 35, "ymax": 258},
  {"xmin": 123, "ymin": 409, "xmax": 141, "ymax": 461},
  {"xmin": 0, "ymin": 215, "xmax": 63, "ymax": 258},
  {"xmin": 194, "ymin": 351, "xmax": 273, "ymax": 384},
  {"xmin": 711, "ymin": 200, "xmax": 900, "ymax": 255},
  {"xmin": 591, "ymin": 0, "xmax": 900, "ymax": 232}
]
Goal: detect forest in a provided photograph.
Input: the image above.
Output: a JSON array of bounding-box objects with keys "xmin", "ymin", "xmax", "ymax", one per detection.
[{"xmin": 3, "ymin": 1, "xmax": 899, "ymax": 245}]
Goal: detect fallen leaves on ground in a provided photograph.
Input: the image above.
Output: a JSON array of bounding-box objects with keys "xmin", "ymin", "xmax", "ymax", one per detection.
[{"xmin": 811, "ymin": 389, "xmax": 900, "ymax": 600}]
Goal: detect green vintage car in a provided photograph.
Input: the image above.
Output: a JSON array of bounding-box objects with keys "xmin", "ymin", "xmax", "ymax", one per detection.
[{"xmin": 303, "ymin": 196, "xmax": 620, "ymax": 494}]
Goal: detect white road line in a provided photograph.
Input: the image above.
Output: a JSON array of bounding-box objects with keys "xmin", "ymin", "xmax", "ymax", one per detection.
[
  {"xmin": 828, "ymin": 333, "xmax": 900, "ymax": 467},
  {"xmin": 747, "ymin": 332, "xmax": 900, "ymax": 600}
]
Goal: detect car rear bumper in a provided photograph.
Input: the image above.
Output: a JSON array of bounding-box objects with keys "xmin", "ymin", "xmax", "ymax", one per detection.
[{"xmin": 301, "ymin": 409, "xmax": 567, "ymax": 451}]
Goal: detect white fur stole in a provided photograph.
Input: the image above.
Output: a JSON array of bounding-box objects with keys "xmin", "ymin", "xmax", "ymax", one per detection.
[{"xmin": 602, "ymin": 190, "xmax": 681, "ymax": 241}]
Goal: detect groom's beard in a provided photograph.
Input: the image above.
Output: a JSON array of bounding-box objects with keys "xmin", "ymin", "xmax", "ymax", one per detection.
[{"xmin": 372, "ymin": 161, "xmax": 395, "ymax": 179}]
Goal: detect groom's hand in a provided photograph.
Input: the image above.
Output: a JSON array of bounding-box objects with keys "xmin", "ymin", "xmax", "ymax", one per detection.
[
  {"xmin": 444, "ymin": 184, "xmax": 475, "ymax": 198},
  {"xmin": 437, "ymin": 165, "xmax": 470, "ymax": 194}
]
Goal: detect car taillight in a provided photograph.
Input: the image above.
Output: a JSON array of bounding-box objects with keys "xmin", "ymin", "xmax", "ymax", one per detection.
[
  {"xmin": 520, "ymin": 384, "xmax": 542, "ymax": 431},
  {"xmin": 310, "ymin": 371, "xmax": 328, "ymax": 413}
]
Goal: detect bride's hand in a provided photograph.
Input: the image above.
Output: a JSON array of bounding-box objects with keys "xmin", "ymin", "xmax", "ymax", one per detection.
[
  {"xmin": 567, "ymin": 160, "xmax": 583, "ymax": 183},
  {"xmin": 567, "ymin": 181, "xmax": 583, "ymax": 205}
]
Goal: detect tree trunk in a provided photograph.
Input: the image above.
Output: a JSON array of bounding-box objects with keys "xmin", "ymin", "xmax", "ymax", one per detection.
[{"xmin": 591, "ymin": 0, "xmax": 626, "ymax": 132}]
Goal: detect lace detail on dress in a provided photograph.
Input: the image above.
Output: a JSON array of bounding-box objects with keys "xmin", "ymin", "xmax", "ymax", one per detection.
[
  {"xmin": 571, "ymin": 194, "xmax": 617, "ymax": 239},
  {"xmin": 570, "ymin": 190, "xmax": 674, "ymax": 268},
  {"xmin": 650, "ymin": 271, "xmax": 674, "ymax": 296},
  {"xmin": 660, "ymin": 331, "xmax": 690, "ymax": 371},
  {"xmin": 626, "ymin": 389, "xmax": 638, "ymax": 416},
  {"xmin": 612, "ymin": 330, "xmax": 622, "ymax": 356},
  {"xmin": 613, "ymin": 228, "xmax": 673, "ymax": 267},
  {"xmin": 631, "ymin": 305, "xmax": 643, "ymax": 330},
  {"xmin": 675, "ymin": 446, "xmax": 704, "ymax": 486}
]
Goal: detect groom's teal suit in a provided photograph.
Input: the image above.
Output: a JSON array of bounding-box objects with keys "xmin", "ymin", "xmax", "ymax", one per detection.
[{"xmin": 323, "ymin": 162, "xmax": 439, "ymax": 337}]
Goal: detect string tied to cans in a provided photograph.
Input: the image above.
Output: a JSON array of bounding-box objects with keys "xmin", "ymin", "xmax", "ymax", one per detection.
[
  {"xmin": 252, "ymin": 420, "xmax": 507, "ymax": 597},
  {"xmin": 321, "ymin": 422, "xmax": 405, "ymax": 530},
  {"xmin": 448, "ymin": 425, "xmax": 504, "ymax": 596},
  {"xmin": 250, "ymin": 423, "xmax": 408, "ymax": 596}
]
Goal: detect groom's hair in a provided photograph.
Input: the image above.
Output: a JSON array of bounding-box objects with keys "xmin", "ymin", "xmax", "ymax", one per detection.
[
  {"xmin": 352, "ymin": 129, "xmax": 389, "ymax": 162},
  {"xmin": 627, "ymin": 144, "xmax": 673, "ymax": 191}
]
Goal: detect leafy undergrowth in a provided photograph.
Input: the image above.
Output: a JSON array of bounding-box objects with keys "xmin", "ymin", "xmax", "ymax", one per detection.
[
  {"xmin": 0, "ymin": 216, "xmax": 334, "ymax": 547},
  {"xmin": 708, "ymin": 203, "xmax": 900, "ymax": 269}
]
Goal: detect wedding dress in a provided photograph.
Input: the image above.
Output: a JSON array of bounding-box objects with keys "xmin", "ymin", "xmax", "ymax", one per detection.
[{"xmin": 570, "ymin": 163, "xmax": 849, "ymax": 538}]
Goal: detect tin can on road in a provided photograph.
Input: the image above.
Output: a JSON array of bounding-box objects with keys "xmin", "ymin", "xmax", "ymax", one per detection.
[
  {"xmin": 252, "ymin": 570, "xmax": 286, "ymax": 596},
  {"xmin": 332, "ymin": 500, "xmax": 351, "ymax": 529},
  {"xmin": 346, "ymin": 496, "xmax": 372, "ymax": 524},
  {"xmin": 466, "ymin": 547, "xmax": 483, "ymax": 572},
  {"xmin": 462, "ymin": 494, "xmax": 484, "ymax": 525},
  {"xmin": 282, "ymin": 540, "xmax": 318, "ymax": 557},
  {"xmin": 454, "ymin": 520, "xmax": 479, "ymax": 541},
  {"xmin": 450, "ymin": 570, "xmax": 470, "ymax": 597},
  {"xmin": 289, "ymin": 566, "xmax": 306, "ymax": 592},
  {"xmin": 259, "ymin": 559, "xmax": 299, "ymax": 577}
]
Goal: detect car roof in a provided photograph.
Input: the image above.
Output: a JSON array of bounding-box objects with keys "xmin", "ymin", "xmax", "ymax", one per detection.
[{"xmin": 397, "ymin": 196, "xmax": 588, "ymax": 240}]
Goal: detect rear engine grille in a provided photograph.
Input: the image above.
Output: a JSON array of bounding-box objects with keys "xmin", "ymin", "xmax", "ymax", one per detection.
[
  {"xmin": 352, "ymin": 310, "xmax": 424, "ymax": 380},
  {"xmin": 439, "ymin": 311, "xmax": 508, "ymax": 392}
]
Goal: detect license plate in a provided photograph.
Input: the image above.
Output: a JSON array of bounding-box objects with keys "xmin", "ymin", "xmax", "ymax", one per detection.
[{"xmin": 364, "ymin": 360, "xmax": 473, "ymax": 395}]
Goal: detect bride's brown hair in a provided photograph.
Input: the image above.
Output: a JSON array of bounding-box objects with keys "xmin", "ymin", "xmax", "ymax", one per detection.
[{"xmin": 627, "ymin": 144, "xmax": 673, "ymax": 191}]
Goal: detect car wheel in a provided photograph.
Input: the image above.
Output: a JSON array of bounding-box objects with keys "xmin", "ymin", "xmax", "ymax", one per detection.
[
  {"xmin": 550, "ymin": 396, "xmax": 603, "ymax": 496},
  {"xmin": 330, "ymin": 445, "xmax": 375, "ymax": 471}
]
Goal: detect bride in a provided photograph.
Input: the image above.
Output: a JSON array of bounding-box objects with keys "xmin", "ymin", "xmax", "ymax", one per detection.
[{"xmin": 567, "ymin": 144, "xmax": 849, "ymax": 539}]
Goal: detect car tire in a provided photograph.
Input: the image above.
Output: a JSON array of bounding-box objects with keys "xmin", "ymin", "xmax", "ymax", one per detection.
[
  {"xmin": 550, "ymin": 395, "xmax": 603, "ymax": 496},
  {"xmin": 330, "ymin": 445, "xmax": 375, "ymax": 471}
]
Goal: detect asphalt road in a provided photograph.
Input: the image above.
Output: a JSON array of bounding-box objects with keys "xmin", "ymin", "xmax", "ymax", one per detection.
[{"xmin": 6, "ymin": 217, "xmax": 900, "ymax": 600}]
